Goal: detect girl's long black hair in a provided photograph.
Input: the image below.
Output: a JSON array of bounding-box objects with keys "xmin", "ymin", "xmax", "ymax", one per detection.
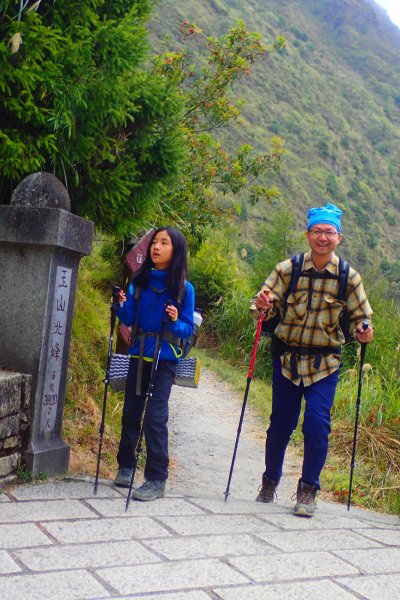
[{"xmin": 132, "ymin": 227, "xmax": 188, "ymax": 300}]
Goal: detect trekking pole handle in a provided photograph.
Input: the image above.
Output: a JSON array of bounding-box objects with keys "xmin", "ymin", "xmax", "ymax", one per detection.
[
  {"xmin": 357, "ymin": 320, "xmax": 369, "ymax": 336},
  {"xmin": 359, "ymin": 321, "xmax": 369, "ymax": 357},
  {"xmin": 111, "ymin": 285, "xmax": 121, "ymax": 309},
  {"xmin": 248, "ymin": 311, "xmax": 264, "ymax": 378},
  {"xmin": 108, "ymin": 285, "xmax": 121, "ymax": 342}
]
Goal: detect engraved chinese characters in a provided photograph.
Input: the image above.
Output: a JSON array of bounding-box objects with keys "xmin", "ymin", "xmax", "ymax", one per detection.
[{"xmin": 40, "ymin": 267, "xmax": 72, "ymax": 433}]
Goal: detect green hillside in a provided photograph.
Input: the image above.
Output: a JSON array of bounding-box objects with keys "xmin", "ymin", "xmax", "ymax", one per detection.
[{"xmin": 150, "ymin": 0, "xmax": 400, "ymax": 277}]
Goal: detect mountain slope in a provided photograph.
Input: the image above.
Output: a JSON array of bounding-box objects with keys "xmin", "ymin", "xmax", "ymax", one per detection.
[{"xmin": 150, "ymin": 0, "xmax": 400, "ymax": 274}]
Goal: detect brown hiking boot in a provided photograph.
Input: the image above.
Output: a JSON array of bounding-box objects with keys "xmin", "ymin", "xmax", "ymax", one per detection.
[
  {"xmin": 293, "ymin": 480, "xmax": 317, "ymax": 517},
  {"xmin": 255, "ymin": 477, "xmax": 278, "ymax": 503}
]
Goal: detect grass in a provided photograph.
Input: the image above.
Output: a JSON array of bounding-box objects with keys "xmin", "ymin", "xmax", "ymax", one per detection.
[
  {"xmin": 322, "ymin": 368, "xmax": 400, "ymax": 514},
  {"xmin": 322, "ymin": 430, "xmax": 400, "ymax": 513},
  {"xmin": 15, "ymin": 465, "xmax": 48, "ymax": 484}
]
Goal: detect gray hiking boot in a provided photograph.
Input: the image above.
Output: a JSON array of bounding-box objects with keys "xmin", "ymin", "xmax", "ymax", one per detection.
[
  {"xmin": 130, "ymin": 479, "xmax": 166, "ymax": 502},
  {"xmin": 293, "ymin": 480, "xmax": 317, "ymax": 517},
  {"xmin": 114, "ymin": 468, "xmax": 133, "ymax": 488},
  {"xmin": 256, "ymin": 477, "xmax": 278, "ymax": 503}
]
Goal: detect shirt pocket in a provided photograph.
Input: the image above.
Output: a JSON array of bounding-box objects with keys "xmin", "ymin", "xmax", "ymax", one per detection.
[
  {"xmin": 284, "ymin": 292, "xmax": 308, "ymax": 323},
  {"xmin": 320, "ymin": 296, "xmax": 346, "ymax": 329}
]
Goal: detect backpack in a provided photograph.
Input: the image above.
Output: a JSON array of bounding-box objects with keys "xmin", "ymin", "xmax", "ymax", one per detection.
[
  {"xmin": 261, "ymin": 253, "xmax": 352, "ymax": 343},
  {"xmin": 181, "ymin": 308, "xmax": 203, "ymax": 357}
]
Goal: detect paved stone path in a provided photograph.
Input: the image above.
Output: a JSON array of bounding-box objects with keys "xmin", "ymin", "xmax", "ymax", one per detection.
[{"xmin": 0, "ymin": 368, "xmax": 399, "ymax": 599}]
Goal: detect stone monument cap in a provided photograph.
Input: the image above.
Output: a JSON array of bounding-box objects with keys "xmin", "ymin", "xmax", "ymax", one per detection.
[{"xmin": 11, "ymin": 172, "xmax": 71, "ymax": 211}]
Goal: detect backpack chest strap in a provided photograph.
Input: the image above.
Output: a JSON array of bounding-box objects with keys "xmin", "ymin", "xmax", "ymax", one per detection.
[{"xmin": 136, "ymin": 328, "xmax": 181, "ymax": 347}]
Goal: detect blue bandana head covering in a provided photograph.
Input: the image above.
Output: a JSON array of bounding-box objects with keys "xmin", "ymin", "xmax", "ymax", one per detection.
[{"xmin": 307, "ymin": 203, "xmax": 342, "ymax": 233}]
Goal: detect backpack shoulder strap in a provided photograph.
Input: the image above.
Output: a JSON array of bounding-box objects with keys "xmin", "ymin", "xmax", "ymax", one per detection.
[
  {"xmin": 128, "ymin": 285, "xmax": 141, "ymax": 348},
  {"xmin": 287, "ymin": 253, "xmax": 304, "ymax": 296},
  {"xmin": 275, "ymin": 252, "xmax": 304, "ymax": 320},
  {"xmin": 337, "ymin": 257, "xmax": 350, "ymax": 301}
]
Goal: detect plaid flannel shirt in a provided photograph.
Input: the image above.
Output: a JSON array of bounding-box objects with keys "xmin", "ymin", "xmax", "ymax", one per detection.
[{"xmin": 250, "ymin": 251, "xmax": 373, "ymax": 386}]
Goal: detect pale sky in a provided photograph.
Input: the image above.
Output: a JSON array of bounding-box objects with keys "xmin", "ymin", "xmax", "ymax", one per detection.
[{"xmin": 374, "ymin": 1, "xmax": 400, "ymax": 28}]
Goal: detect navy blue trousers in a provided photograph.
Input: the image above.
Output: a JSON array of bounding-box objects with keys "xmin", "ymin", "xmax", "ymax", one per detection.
[
  {"xmin": 264, "ymin": 358, "xmax": 340, "ymax": 489},
  {"xmin": 117, "ymin": 357, "xmax": 176, "ymax": 481}
]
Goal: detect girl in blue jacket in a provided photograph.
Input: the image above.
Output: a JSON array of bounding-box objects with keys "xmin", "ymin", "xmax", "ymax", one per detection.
[{"xmin": 114, "ymin": 227, "xmax": 195, "ymax": 501}]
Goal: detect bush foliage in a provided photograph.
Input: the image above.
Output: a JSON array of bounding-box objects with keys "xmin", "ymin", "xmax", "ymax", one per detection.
[{"xmin": 0, "ymin": 1, "xmax": 185, "ymax": 236}]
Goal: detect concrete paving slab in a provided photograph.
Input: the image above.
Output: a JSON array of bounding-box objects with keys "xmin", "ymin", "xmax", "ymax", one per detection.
[
  {"xmin": 8, "ymin": 481, "xmax": 121, "ymax": 500},
  {"xmin": 0, "ymin": 522, "xmax": 52, "ymax": 548},
  {"xmin": 257, "ymin": 511, "xmax": 372, "ymax": 530},
  {"xmin": 255, "ymin": 528, "xmax": 382, "ymax": 551},
  {"xmin": 144, "ymin": 532, "xmax": 277, "ymax": 560},
  {"xmin": 0, "ymin": 475, "xmax": 397, "ymax": 600},
  {"xmin": 0, "ymin": 570, "xmax": 108, "ymax": 599},
  {"xmin": 0, "ymin": 499, "xmax": 98, "ymax": 522},
  {"xmin": 354, "ymin": 513, "xmax": 400, "ymax": 527},
  {"xmin": 97, "ymin": 558, "xmax": 249, "ymax": 595},
  {"xmin": 336, "ymin": 573, "xmax": 400, "ymax": 599},
  {"xmin": 320, "ymin": 502, "xmax": 400, "ymax": 526},
  {"xmin": 156, "ymin": 513, "xmax": 279, "ymax": 536},
  {"xmin": 352, "ymin": 527, "xmax": 400, "ymax": 546},
  {"xmin": 215, "ymin": 579, "xmax": 358, "ymax": 599},
  {"xmin": 333, "ymin": 547, "xmax": 400, "ymax": 574},
  {"xmin": 228, "ymin": 551, "xmax": 359, "ymax": 582},
  {"xmin": 189, "ymin": 496, "xmax": 289, "ymax": 515},
  {"xmin": 85, "ymin": 496, "xmax": 207, "ymax": 518},
  {"xmin": 14, "ymin": 539, "xmax": 161, "ymax": 571},
  {"xmin": 0, "ymin": 550, "xmax": 21, "ymax": 574},
  {"xmin": 121, "ymin": 593, "xmax": 211, "ymax": 600},
  {"xmin": 43, "ymin": 515, "xmax": 172, "ymax": 543}
]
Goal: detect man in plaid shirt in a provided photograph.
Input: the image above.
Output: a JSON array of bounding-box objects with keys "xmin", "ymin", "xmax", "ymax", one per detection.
[{"xmin": 250, "ymin": 203, "xmax": 374, "ymax": 516}]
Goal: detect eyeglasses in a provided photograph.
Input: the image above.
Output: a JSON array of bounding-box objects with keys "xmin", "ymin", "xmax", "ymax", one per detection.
[{"xmin": 308, "ymin": 229, "xmax": 338, "ymax": 238}]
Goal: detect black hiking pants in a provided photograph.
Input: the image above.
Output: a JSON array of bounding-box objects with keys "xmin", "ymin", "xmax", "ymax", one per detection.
[{"xmin": 117, "ymin": 357, "xmax": 176, "ymax": 481}]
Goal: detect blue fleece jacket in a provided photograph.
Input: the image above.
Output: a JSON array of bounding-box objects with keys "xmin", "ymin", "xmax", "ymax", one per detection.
[{"xmin": 117, "ymin": 269, "xmax": 195, "ymax": 362}]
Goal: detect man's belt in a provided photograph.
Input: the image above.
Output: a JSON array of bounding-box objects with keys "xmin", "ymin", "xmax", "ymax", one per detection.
[{"xmin": 271, "ymin": 336, "xmax": 342, "ymax": 378}]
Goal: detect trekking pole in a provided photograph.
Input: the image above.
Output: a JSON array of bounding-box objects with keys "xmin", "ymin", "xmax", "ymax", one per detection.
[
  {"xmin": 224, "ymin": 311, "xmax": 265, "ymax": 502},
  {"xmin": 347, "ymin": 320, "xmax": 369, "ymax": 511},
  {"xmin": 94, "ymin": 286, "xmax": 121, "ymax": 495},
  {"xmin": 125, "ymin": 312, "xmax": 169, "ymax": 512}
]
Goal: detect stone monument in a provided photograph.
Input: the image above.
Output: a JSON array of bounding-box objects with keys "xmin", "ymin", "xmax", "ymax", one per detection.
[{"xmin": 0, "ymin": 172, "xmax": 94, "ymax": 477}]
